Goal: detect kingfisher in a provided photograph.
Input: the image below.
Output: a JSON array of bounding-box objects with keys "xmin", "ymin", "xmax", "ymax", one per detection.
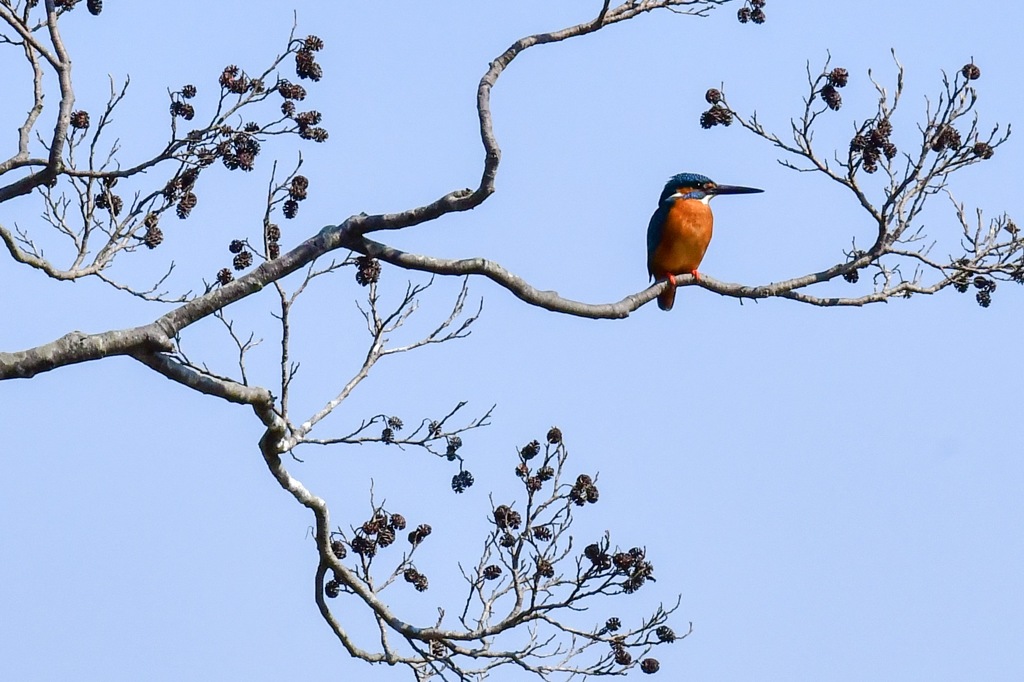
[{"xmin": 646, "ymin": 172, "xmax": 763, "ymax": 310}]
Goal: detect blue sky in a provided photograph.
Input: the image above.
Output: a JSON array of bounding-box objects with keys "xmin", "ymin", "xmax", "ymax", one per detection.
[{"xmin": 3, "ymin": 1, "xmax": 1023, "ymax": 680}]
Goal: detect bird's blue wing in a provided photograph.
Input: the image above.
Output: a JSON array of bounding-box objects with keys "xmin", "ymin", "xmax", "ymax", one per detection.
[{"xmin": 646, "ymin": 204, "xmax": 668, "ymax": 277}]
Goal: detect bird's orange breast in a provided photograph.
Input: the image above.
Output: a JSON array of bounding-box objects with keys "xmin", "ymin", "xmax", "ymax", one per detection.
[{"xmin": 648, "ymin": 198, "xmax": 714, "ymax": 278}]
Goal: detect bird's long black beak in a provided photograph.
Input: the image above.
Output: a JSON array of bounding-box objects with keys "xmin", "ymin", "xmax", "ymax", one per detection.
[{"xmin": 710, "ymin": 184, "xmax": 764, "ymax": 195}]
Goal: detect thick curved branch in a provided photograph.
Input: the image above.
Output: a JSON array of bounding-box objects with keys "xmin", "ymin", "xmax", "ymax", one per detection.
[
  {"xmin": 131, "ymin": 350, "xmax": 272, "ymax": 407},
  {"xmin": 350, "ymin": 0, "xmax": 723, "ymax": 236},
  {"xmin": 0, "ymin": 325, "xmax": 173, "ymax": 380},
  {"xmin": 314, "ymin": 561, "xmax": 392, "ymax": 663},
  {"xmin": 352, "ymin": 234, "xmax": 654, "ymax": 318}
]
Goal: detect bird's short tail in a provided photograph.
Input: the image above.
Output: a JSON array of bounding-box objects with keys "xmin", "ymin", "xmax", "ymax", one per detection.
[{"xmin": 657, "ymin": 285, "xmax": 675, "ymax": 311}]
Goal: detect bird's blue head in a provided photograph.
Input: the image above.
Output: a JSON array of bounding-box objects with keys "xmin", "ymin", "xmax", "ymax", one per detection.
[{"xmin": 659, "ymin": 172, "xmax": 763, "ymax": 205}]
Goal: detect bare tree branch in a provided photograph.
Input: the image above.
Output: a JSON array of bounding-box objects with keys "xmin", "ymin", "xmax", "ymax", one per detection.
[{"xmin": 3, "ymin": 2, "xmax": 1019, "ymax": 679}]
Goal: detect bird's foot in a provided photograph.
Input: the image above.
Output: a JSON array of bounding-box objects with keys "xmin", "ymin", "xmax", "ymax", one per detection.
[
  {"xmin": 690, "ymin": 269, "xmax": 701, "ymax": 282},
  {"xmin": 666, "ymin": 273, "xmax": 677, "ymax": 287}
]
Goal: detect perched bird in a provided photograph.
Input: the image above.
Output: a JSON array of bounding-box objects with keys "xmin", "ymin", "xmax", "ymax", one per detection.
[{"xmin": 646, "ymin": 172, "xmax": 763, "ymax": 310}]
